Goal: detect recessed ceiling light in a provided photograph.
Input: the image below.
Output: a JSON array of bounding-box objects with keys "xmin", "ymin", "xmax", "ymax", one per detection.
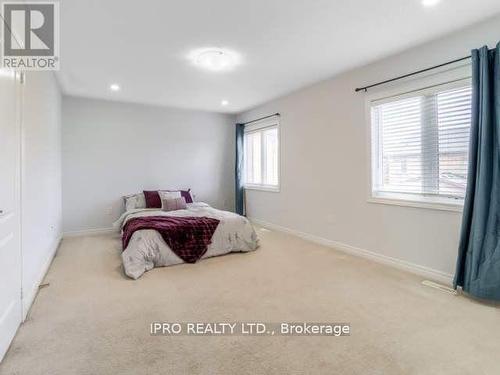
[
  {"xmin": 188, "ymin": 48, "xmax": 241, "ymax": 72},
  {"xmin": 422, "ymin": 0, "xmax": 441, "ymax": 7},
  {"xmin": 109, "ymin": 83, "xmax": 120, "ymax": 92},
  {"xmin": 0, "ymin": 69, "xmax": 14, "ymax": 78},
  {"xmin": 221, "ymin": 99, "xmax": 229, "ymax": 106}
]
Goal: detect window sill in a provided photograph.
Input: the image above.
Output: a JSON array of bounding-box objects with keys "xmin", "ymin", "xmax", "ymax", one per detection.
[
  {"xmin": 367, "ymin": 195, "xmax": 463, "ymax": 212},
  {"xmin": 244, "ymin": 185, "xmax": 280, "ymax": 193}
]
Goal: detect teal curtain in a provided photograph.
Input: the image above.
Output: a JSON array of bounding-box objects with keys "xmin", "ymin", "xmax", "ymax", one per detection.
[
  {"xmin": 235, "ymin": 123, "xmax": 245, "ymax": 216},
  {"xmin": 454, "ymin": 43, "xmax": 500, "ymax": 300}
]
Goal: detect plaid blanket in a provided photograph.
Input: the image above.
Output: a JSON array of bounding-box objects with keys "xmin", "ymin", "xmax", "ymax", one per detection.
[{"xmin": 122, "ymin": 216, "xmax": 220, "ymax": 263}]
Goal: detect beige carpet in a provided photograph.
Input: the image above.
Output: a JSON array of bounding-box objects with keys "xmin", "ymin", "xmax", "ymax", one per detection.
[{"xmin": 1, "ymin": 227, "xmax": 500, "ymax": 375}]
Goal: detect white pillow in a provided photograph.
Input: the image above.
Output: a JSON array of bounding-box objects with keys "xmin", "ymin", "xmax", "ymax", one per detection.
[
  {"xmin": 124, "ymin": 193, "xmax": 146, "ymax": 211},
  {"xmin": 158, "ymin": 191, "xmax": 181, "ymax": 209}
]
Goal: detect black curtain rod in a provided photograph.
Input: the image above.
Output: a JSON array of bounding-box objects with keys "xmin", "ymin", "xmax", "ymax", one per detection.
[
  {"xmin": 355, "ymin": 55, "xmax": 472, "ymax": 93},
  {"xmin": 242, "ymin": 112, "xmax": 280, "ymax": 125}
]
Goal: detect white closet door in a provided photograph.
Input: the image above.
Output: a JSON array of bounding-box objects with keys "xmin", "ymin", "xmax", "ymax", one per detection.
[{"xmin": 0, "ymin": 69, "xmax": 22, "ymax": 361}]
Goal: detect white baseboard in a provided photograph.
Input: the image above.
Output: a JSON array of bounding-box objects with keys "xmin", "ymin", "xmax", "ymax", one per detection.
[
  {"xmin": 63, "ymin": 227, "xmax": 116, "ymax": 238},
  {"xmin": 22, "ymin": 227, "xmax": 117, "ymax": 320},
  {"xmin": 250, "ymin": 218, "xmax": 453, "ymax": 286},
  {"xmin": 22, "ymin": 234, "xmax": 62, "ymax": 321}
]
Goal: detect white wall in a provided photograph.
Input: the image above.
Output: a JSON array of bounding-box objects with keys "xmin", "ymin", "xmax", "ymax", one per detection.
[
  {"xmin": 237, "ymin": 16, "xmax": 500, "ymax": 279},
  {"xmin": 62, "ymin": 97, "xmax": 235, "ymax": 233},
  {"xmin": 22, "ymin": 72, "xmax": 62, "ymax": 314}
]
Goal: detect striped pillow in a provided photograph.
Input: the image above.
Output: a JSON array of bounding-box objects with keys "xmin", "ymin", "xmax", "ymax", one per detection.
[{"xmin": 162, "ymin": 197, "xmax": 187, "ymax": 212}]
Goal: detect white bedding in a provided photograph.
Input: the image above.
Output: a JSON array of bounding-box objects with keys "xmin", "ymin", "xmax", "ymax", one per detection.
[{"xmin": 113, "ymin": 203, "xmax": 259, "ymax": 279}]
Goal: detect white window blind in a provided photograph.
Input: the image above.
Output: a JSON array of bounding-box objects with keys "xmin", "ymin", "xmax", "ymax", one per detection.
[
  {"xmin": 370, "ymin": 80, "xmax": 472, "ymax": 204},
  {"xmin": 244, "ymin": 118, "xmax": 279, "ymax": 190}
]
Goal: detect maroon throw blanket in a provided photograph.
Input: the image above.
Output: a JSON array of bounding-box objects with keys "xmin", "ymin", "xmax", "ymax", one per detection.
[{"xmin": 122, "ymin": 216, "xmax": 220, "ymax": 263}]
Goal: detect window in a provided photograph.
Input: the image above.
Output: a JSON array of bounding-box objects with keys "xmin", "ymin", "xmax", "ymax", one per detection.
[
  {"xmin": 370, "ymin": 79, "xmax": 472, "ymax": 209},
  {"xmin": 244, "ymin": 118, "xmax": 279, "ymax": 191}
]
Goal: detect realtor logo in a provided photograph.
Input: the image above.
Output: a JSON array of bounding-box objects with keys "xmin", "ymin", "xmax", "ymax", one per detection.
[{"xmin": 1, "ymin": 1, "xmax": 60, "ymax": 70}]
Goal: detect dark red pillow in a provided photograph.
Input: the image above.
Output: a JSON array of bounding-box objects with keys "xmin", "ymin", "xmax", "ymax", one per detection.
[
  {"xmin": 143, "ymin": 191, "xmax": 162, "ymax": 208},
  {"xmin": 180, "ymin": 189, "xmax": 193, "ymax": 204}
]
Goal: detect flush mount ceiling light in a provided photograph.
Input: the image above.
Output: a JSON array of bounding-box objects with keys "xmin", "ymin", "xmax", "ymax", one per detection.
[
  {"xmin": 221, "ymin": 99, "xmax": 229, "ymax": 106},
  {"xmin": 109, "ymin": 83, "xmax": 121, "ymax": 92},
  {"xmin": 422, "ymin": 0, "xmax": 441, "ymax": 7},
  {"xmin": 188, "ymin": 48, "xmax": 241, "ymax": 72}
]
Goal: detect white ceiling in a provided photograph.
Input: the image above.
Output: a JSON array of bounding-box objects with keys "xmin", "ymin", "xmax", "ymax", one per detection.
[{"xmin": 58, "ymin": 0, "xmax": 500, "ymax": 113}]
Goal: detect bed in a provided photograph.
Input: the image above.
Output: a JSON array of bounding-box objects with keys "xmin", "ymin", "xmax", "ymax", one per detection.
[{"xmin": 114, "ymin": 201, "xmax": 259, "ymax": 279}]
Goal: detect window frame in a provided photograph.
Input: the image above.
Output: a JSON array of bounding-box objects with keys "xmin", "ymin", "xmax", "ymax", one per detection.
[
  {"xmin": 365, "ymin": 64, "xmax": 471, "ymax": 212},
  {"xmin": 243, "ymin": 116, "xmax": 281, "ymax": 193}
]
